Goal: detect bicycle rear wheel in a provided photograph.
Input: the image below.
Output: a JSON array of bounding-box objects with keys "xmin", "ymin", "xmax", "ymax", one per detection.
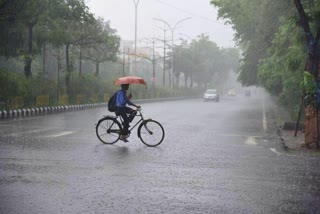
[
  {"xmin": 96, "ymin": 117, "xmax": 122, "ymax": 144},
  {"xmin": 138, "ymin": 119, "xmax": 164, "ymax": 147}
]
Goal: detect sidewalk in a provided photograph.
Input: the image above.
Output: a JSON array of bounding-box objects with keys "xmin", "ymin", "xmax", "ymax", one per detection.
[
  {"xmin": 270, "ymin": 98, "xmax": 320, "ymax": 156},
  {"xmin": 278, "ymin": 127, "xmax": 320, "ymax": 156}
]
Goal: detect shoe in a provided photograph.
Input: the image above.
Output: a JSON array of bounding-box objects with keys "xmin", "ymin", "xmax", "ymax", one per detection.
[
  {"xmin": 120, "ymin": 135, "xmax": 129, "ymax": 142},
  {"xmin": 122, "ymin": 134, "xmax": 129, "ymax": 138},
  {"xmin": 121, "ymin": 138, "xmax": 129, "ymax": 143}
]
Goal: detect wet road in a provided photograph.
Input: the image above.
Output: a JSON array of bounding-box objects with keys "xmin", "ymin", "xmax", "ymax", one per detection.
[{"xmin": 0, "ymin": 93, "xmax": 320, "ymax": 214}]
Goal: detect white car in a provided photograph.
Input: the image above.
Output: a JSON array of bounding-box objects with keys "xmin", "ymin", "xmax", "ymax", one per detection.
[
  {"xmin": 228, "ymin": 89, "xmax": 236, "ymax": 96},
  {"xmin": 203, "ymin": 89, "xmax": 219, "ymax": 102}
]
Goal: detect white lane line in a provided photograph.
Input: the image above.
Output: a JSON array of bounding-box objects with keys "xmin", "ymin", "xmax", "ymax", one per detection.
[
  {"xmin": 216, "ymin": 133, "xmax": 262, "ymax": 138},
  {"xmin": 270, "ymin": 148, "xmax": 306, "ymax": 157},
  {"xmin": 262, "ymin": 96, "xmax": 267, "ymax": 132},
  {"xmin": 270, "ymin": 148, "xmax": 282, "ymax": 155},
  {"xmin": 0, "ymin": 124, "xmax": 16, "ymax": 127},
  {"xmin": 215, "ymin": 134, "xmax": 259, "ymax": 146},
  {"xmin": 244, "ymin": 136, "xmax": 257, "ymax": 145},
  {"xmin": 1, "ymin": 128, "xmax": 56, "ymax": 137},
  {"xmin": 42, "ymin": 131, "xmax": 75, "ymax": 138}
]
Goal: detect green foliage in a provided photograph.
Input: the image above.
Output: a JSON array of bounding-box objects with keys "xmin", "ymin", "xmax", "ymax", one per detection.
[
  {"xmin": 303, "ymin": 71, "xmax": 316, "ymax": 94},
  {"xmin": 0, "ymin": 68, "xmax": 27, "ymax": 99},
  {"xmin": 82, "ymin": 18, "xmax": 120, "ymax": 76},
  {"xmin": 211, "ymin": 0, "xmax": 291, "ymax": 86},
  {"xmin": 212, "ymin": 0, "xmax": 320, "ymax": 117},
  {"xmin": 67, "ymin": 73, "xmax": 109, "ymax": 103},
  {"xmin": 0, "ymin": 1, "xmax": 210, "ymax": 111},
  {"xmin": 257, "ymin": 16, "xmax": 306, "ymax": 117},
  {"xmin": 0, "ymin": 68, "xmax": 58, "ymax": 108},
  {"xmin": 0, "ymin": 66, "xmax": 202, "ymax": 110}
]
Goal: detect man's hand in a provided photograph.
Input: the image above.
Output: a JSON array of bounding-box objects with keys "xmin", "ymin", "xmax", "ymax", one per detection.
[
  {"xmin": 136, "ymin": 105, "xmax": 141, "ymax": 109},
  {"xmin": 128, "ymin": 93, "xmax": 132, "ymax": 99}
]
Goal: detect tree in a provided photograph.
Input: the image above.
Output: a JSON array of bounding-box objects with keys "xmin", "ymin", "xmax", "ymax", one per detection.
[
  {"xmin": 293, "ymin": 0, "xmax": 320, "ymax": 147},
  {"xmin": 189, "ymin": 34, "xmax": 221, "ymax": 88},
  {"xmin": 49, "ymin": 0, "xmax": 95, "ymax": 94},
  {"xmin": 0, "ymin": 0, "xmax": 95, "ymax": 79},
  {"xmin": 83, "ymin": 18, "xmax": 120, "ymax": 76},
  {"xmin": 293, "ymin": 0, "xmax": 320, "ymax": 80},
  {"xmin": 0, "ymin": 0, "xmax": 26, "ymax": 58},
  {"xmin": 0, "ymin": 0, "xmax": 52, "ymax": 77},
  {"xmin": 211, "ymin": 0, "xmax": 301, "ymax": 112},
  {"xmin": 172, "ymin": 34, "xmax": 239, "ymax": 89},
  {"xmin": 211, "ymin": 0, "xmax": 291, "ymax": 86},
  {"xmin": 173, "ymin": 39, "xmax": 193, "ymax": 87}
]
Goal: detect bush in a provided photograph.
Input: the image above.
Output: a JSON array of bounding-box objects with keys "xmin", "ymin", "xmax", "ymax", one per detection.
[
  {"xmin": 0, "ymin": 68, "xmax": 200, "ymax": 110},
  {"xmin": 0, "ymin": 68, "xmax": 28, "ymax": 109}
]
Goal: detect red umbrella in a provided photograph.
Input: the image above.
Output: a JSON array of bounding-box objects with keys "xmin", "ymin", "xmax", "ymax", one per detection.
[{"xmin": 114, "ymin": 76, "xmax": 147, "ymax": 85}]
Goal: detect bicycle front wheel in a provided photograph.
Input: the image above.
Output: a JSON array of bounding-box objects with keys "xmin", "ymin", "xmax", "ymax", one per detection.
[
  {"xmin": 138, "ymin": 119, "xmax": 165, "ymax": 147},
  {"xmin": 96, "ymin": 117, "xmax": 122, "ymax": 144}
]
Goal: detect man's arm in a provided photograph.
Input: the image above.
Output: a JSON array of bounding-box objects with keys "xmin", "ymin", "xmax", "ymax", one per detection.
[{"xmin": 125, "ymin": 94, "xmax": 140, "ymax": 108}]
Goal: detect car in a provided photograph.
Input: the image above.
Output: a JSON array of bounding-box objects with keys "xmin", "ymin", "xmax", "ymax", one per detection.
[
  {"xmin": 203, "ymin": 89, "xmax": 219, "ymax": 102},
  {"xmin": 227, "ymin": 89, "xmax": 236, "ymax": 96}
]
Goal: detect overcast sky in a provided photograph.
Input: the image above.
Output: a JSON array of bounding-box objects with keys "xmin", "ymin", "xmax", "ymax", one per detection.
[{"xmin": 86, "ymin": 0, "xmax": 235, "ymax": 48}]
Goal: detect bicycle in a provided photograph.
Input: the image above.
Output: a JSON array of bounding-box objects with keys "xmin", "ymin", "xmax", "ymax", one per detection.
[{"xmin": 95, "ymin": 108, "xmax": 165, "ymax": 147}]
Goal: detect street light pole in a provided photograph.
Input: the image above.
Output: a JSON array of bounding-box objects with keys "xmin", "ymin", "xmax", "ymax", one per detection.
[
  {"xmin": 153, "ymin": 17, "xmax": 191, "ymax": 87},
  {"xmin": 163, "ymin": 28, "xmax": 167, "ymax": 87},
  {"xmin": 133, "ymin": 0, "xmax": 140, "ymax": 76}
]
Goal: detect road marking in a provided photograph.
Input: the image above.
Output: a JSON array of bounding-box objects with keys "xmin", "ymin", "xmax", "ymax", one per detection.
[
  {"xmin": 1, "ymin": 128, "xmax": 55, "ymax": 137},
  {"xmin": 216, "ymin": 133, "xmax": 262, "ymax": 138},
  {"xmin": 244, "ymin": 136, "xmax": 257, "ymax": 145},
  {"xmin": 262, "ymin": 96, "xmax": 267, "ymax": 132},
  {"xmin": 42, "ymin": 131, "xmax": 75, "ymax": 138},
  {"xmin": 270, "ymin": 148, "xmax": 299, "ymax": 157},
  {"xmin": 270, "ymin": 148, "xmax": 282, "ymax": 155}
]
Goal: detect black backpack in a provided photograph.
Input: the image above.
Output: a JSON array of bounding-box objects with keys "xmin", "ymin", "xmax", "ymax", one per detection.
[{"xmin": 107, "ymin": 91, "xmax": 118, "ymax": 112}]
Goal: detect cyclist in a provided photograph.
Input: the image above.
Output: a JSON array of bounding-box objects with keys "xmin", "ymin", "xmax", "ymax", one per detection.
[{"xmin": 116, "ymin": 84, "xmax": 140, "ymax": 142}]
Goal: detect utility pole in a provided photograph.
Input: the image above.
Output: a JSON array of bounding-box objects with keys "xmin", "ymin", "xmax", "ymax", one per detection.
[
  {"xmin": 127, "ymin": 47, "xmax": 130, "ymax": 74},
  {"xmin": 153, "ymin": 17, "xmax": 191, "ymax": 88},
  {"xmin": 140, "ymin": 38, "xmax": 161, "ymax": 87},
  {"xmin": 152, "ymin": 39, "xmax": 156, "ymax": 87},
  {"xmin": 132, "ymin": 0, "xmax": 140, "ymax": 76},
  {"xmin": 122, "ymin": 46, "xmax": 125, "ymax": 77},
  {"xmin": 163, "ymin": 29, "xmax": 167, "ymax": 87},
  {"xmin": 152, "ymin": 23, "xmax": 168, "ymax": 87}
]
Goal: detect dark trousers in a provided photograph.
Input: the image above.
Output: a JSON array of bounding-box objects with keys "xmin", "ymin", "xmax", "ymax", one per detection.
[{"xmin": 117, "ymin": 107, "xmax": 136, "ymax": 135}]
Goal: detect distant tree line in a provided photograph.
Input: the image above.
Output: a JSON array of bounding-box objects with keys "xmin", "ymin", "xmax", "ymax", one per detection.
[{"xmin": 173, "ymin": 34, "xmax": 239, "ymax": 90}]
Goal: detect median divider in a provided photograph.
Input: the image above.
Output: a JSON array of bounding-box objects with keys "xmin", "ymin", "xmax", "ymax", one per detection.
[{"xmin": 0, "ymin": 96, "xmax": 196, "ymax": 120}]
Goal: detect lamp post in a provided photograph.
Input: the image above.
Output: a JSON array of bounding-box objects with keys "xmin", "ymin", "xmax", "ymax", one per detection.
[
  {"xmin": 132, "ymin": 0, "xmax": 140, "ymax": 76},
  {"xmin": 153, "ymin": 17, "xmax": 191, "ymax": 87},
  {"xmin": 179, "ymin": 33, "xmax": 193, "ymax": 42}
]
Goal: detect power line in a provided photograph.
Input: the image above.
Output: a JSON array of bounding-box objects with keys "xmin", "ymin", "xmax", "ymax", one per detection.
[{"xmin": 154, "ymin": 0, "xmax": 225, "ymax": 25}]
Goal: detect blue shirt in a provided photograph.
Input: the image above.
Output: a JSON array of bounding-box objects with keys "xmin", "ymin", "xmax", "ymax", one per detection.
[{"xmin": 116, "ymin": 89, "xmax": 134, "ymax": 108}]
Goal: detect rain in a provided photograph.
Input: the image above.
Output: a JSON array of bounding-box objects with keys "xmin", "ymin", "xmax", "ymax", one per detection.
[{"xmin": 1, "ymin": 0, "xmax": 320, "ymax": 213}]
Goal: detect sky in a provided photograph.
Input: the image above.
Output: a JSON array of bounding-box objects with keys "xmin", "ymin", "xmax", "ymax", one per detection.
[{"xmin": 86, "ymin": 0, "xmax": 235, "ymax": 48}]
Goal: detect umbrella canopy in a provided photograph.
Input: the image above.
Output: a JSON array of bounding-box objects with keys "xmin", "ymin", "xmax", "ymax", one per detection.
[{"xmin": 114, "ymin": 76, "xmax": 147, "ymax": 85}]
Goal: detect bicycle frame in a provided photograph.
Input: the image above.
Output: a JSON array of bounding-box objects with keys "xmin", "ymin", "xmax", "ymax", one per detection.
[{"xmin": 117, "ymin": 108, "xmax": 146, "ymax": 132}]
